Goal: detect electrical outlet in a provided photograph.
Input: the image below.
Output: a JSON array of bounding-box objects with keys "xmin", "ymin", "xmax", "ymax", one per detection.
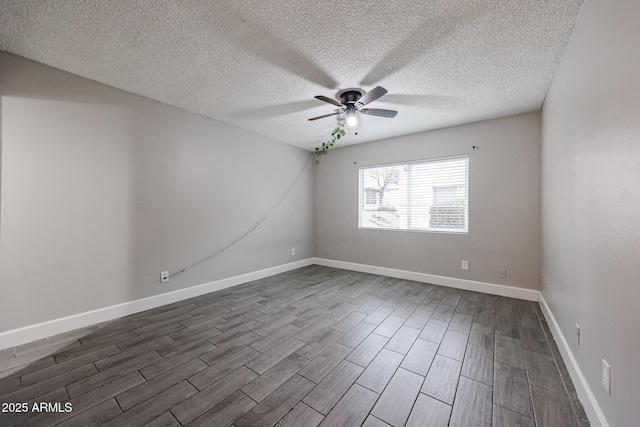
[
  {"xmin": 499, "ymin": 269, "xmax": 507, "ymax": 279},
  {"xmin": 602, "ymin": 359, "xmax": 611, "ymax": 394},
  {"xmin": 291, "ymin": 248, "xmax": 296, "ymax": 256},
  {"xmin": 160, "ymin": 271, "xmax": 169, "ymax": 283},
  {"xmin": 575, "ymin": 324, "xmax": 581, "ymax": 346},
  {"xmin": 461, "ymin": 260, "xmax": 468, "ymax": 270}
]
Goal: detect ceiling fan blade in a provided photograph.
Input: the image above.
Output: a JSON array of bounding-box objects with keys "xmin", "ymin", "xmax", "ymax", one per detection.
[
  {"xmin": 356, "ymin": 86, "xmax": 388, "ymax": 107},
  {"xmin": 314, "ymin": 95, "xmax": 343, "ymax": 107},
  {"xmin": 360, "ymin": 108, "xmax": 398, "ymax": 118},
  {"xmin": 308, "ymin": 112, "xmax": 340, "ymax": 121}
]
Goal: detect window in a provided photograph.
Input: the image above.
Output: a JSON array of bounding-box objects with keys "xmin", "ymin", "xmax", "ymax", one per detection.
[
  {"xmin": 433, "ymin": 186, "xmax": 458, "ymax": 204},
  {"xmin": 364, "ymin": 188, "xmax": 379, "ymax": 207},
  {"xmin": 358, "ymin": 155, "xmax": 469, "ymax": 233}
]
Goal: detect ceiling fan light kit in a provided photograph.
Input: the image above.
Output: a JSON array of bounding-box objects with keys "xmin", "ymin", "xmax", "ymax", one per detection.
[
  {"xmin": 346, "ymin": 111, "xmax": 357, "ymax": 127},
  {"xmin": 311, "ymin": 86, "xmax": 398, "ymax": 153}
]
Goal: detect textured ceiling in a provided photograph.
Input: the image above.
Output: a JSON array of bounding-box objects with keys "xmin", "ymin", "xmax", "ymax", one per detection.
[{"xmin": 0, "ymin": 0, "xmax": 583, "ymax": 151}]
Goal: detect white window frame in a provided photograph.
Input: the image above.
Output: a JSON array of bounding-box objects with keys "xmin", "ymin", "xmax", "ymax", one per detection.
[{"xmin": 358, "ymin": 154, "xmax": 469, "ymax": 234}]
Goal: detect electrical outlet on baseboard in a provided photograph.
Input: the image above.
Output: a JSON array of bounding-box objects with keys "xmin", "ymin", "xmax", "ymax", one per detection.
[
  {"xmin": 575, "ymin": 323, "xmax": 581, "ymax": 346},
  {"xmin": 461, "ymin": 260, "xmax": 468, "ymax": 270}
]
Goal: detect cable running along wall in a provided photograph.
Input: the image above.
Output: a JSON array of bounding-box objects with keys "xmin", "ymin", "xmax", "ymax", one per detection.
[{"xmin": 168, "ymin": 153, "xmax": 314, "ymax": 280}]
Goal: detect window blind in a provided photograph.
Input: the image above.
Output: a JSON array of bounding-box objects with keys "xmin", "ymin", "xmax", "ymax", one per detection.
[{"xmin": 358, "ymin": 155, "xmax": 469, "ymax": 233}]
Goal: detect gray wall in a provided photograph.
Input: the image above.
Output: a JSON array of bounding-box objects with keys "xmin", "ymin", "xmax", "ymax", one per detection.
[
  {"xmin": 541, "ymin": 0, "xmax": 640, "ymax": 424},
  {"xmin": 0, "ymin": 52, "xmax": 314, "ymax": 332},
  {"xmin": 314, "ymin": 112, "xmax": 541, "ymax": 290}
]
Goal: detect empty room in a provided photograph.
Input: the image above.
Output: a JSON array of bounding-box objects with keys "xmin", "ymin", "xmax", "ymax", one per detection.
[{"xmin": 0, "ymin": 1, "xmax": 638, "ymax": 426}]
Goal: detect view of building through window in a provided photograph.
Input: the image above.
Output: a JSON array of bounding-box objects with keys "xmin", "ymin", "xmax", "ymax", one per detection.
[{"xmin": 359, "ymin": 155, "xmax": 469, "ymax": 232}]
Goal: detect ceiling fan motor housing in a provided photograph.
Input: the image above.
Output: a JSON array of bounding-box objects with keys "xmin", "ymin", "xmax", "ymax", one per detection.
[{"xmin": 340, "ymin": 90, "xmax": 363, "ymax": 106}]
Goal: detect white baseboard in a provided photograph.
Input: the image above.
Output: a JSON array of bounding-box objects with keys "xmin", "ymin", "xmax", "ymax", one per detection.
[
  {"xmin": 312, "ymin": 257, "xmax": 539, "ymax": 301},
  {"xmin": 538, "ymin": 293, "xmax": 609, "ymax": 427},
  {"xmin": 0, "ymin": 258, "xmax": 314, "ymax": 351},
  {"xmin": 0, "ymin": 257, "xmax": 537, "ymax": 351}
]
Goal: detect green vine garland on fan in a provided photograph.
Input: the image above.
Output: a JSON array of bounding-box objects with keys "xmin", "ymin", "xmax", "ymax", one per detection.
[{"xmin": 315, "ymin": 110, "xmax": 346, "ymax": 155}]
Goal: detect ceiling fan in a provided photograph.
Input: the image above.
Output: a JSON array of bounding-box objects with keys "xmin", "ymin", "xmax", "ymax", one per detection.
[{"xmin": 308, "ymin": 86, "xmax": 398, "ymax": 125}]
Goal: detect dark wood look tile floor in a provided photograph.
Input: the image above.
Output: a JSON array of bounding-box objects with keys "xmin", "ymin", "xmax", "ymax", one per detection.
[{"xmin": 0, "ymin": 266, "xmax": 589, "ymax": 427}]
